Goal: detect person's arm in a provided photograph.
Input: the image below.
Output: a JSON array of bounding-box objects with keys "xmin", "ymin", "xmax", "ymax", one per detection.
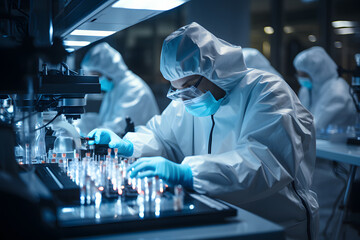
[
  {"xmin": 313, "ymin": 79, "xmax": 357, "ymax": 129},
  {"xmin": 99, "ymin": 75, "xmax": 160, "ymax": 136},
  {"xmin": 124, "ymin": 100, "xmax": 187, "ymax": 163},
  {"xmin": 182, "ymin": 79, "xmax": 315, "ymax": 204}
]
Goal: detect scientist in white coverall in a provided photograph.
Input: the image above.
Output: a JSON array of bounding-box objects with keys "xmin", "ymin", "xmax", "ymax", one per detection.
[
  {"xmin": 293, "ymin": 46, "xmax": 356, "ymax": 131},
  {"xmin": 88, "ymin": 22, "xmax": 319, "ymax": 240},
  {"xmin": 294, "ymin": 46, "xmax": 357, "ymax": 239},
  {"xmin": 74, "ymin": 42, "xmax": 159, "ymax": 136}
]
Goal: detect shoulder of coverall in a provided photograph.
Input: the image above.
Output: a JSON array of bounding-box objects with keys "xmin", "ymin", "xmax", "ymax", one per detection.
[
  {"xmin": 114, "ymin": 70, "xmax": 151, "ymax": 92},
  {"xmin": 160, "ymin": 22, "xmax": 250, "ymax": 95},
  {"xmin": 242, "ymin": 48, "xmax": 283, "ymax": 78},
  {"xmin": 293, "ymin": 46, "xmax": 338, "ymax": 85}
]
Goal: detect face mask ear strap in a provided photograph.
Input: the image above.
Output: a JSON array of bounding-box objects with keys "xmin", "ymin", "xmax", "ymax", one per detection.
[{"xmin": 193, "ymin": 76, "xmax": 204, "ymax": 88}]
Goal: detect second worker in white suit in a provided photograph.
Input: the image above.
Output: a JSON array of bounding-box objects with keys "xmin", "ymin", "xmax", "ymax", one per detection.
[
  {"xmin": 293, "ymin": 46, "xmax": 358, "ymax": 239},
  {"xmin": 74, "ymin": 42, "xmax": 160, "ymax": 136}
]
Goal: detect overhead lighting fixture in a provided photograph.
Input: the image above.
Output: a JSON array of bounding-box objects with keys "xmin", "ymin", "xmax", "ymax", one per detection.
[
  {"xmin": 264, "ymin": 26, "xmax": 274, "ymax": 35},
  {"xmin": 70, "ymin": 30, "xmax": 116, "ymax": 37},
  {"xmin": 334, "ymin": 28, "xmax": 356, "ymax": 35},
  {"xmin": 283, "ymin": 26, "xmax": 294, "ymax": 34},
  {"xmin": 112, "ymin": 0, "xmax": 186, "ymax": 11},
  {"xmin": 64, "ymin": 40, "xmax": 91, "ymax": 47},
  {"xmin": 66, "ymin": 48, "xmax": 75, "ymax": 52},
  {"xmin": 308, "ymin": 35, "xmax": 317, "ymax": 42},
  {"xmin": 332, "ymin": 21, "xmax": 357, "ymax": 28}
]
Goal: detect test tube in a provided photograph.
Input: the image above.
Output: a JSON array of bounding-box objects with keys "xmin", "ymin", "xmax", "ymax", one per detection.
[
  {"xmin": 60, "ymin": 153, "xmax": 67, "ymax": 172},
  {"xmin": 114, "ymin": 148, "xmax": 119, "ymax": 162},
  {"xmin": 47, "ymin": 149, "xmax": 53, "ymax": 163},
  {"xmin": 145, "ymin": 177, "xmax": 151, "ymax": 202},
  {"xmin": 124, "ymin": 159, "xmax": 129, "ymax": 176},
  {"xmin": 107, "ymin": 148, "xmax": 112, "ymax": 159},
  {"xmin": 80, "ymin": 168, "xmax": 86, "ymax": 205},
  {"xmin": 74, "ymin": 153, "xmax": 79, "ymax": 162},
  {"xmin": 51, "ymin": 153, "xmax": 57, "ymax": 164},
  {"xmin": 40, "ymin": 155, "xmax": 46, "ymax": 164},
  {"xmin": 159, "ymin": 179, "xmax": 164, "ymax": 193},
  {"xmin": 127, "ymin": 170, "xmax": 132, "ymax": 186},
  {"xmin": 99, "ymin": 160, "xmax": 105, "ymax": 191},
  {"xmin": 89, "ymin": 144, "xmax": 95, "ymax": 159},
  {"xmin": 117, "ymin": 164, "xmax": 123, "ymax": 196},
  {"xmin": 131, "ymin": 176, "xmax": 137, "ymax": 190},
  {"xmin": 95, "ymin": 189, "xmax": 102, "ymax": 219},
  {"xmin": 155, "ymin": 191, "xmax": 161, "ymax": 217},
  {"xmin": 137, "ymin": 178, "xmax": 143, "ymax": 194},
  {"xmin": 173, "ymin": 185, "xmax": 184, "ymax": 211},
  {"xmin": 25, "ymin": 143, "xmax": 31, "ymax": 165},
  {"xmin": 86, "ymin": 173, "xmax": 92, "ymax": 204}
]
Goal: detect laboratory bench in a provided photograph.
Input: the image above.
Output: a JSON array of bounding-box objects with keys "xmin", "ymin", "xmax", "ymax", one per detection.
[
  {"xmin": 15, "ymin": 162, "xmax": 285, "ymax": 240},
  {"xmin": 315, "ymin": 139, "xmax": 360, "ymax": 240},
  {"xmin": 65, "ymin": 203, "xmax": 285, "ymax": 240}
]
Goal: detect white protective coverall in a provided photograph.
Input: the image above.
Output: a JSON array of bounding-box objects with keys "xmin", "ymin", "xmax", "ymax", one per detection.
[
  {"xmin": 293, "ymin": 46, "xmax": 357, "ymax": 131},
  {"xmin": 75, "ymin": 42, "xmax": 159, "ymax": 136},
  {"xmin": 294, "ymin": 47, "xmax": 358, "ymax": 239},
  {"xmin": 124, "ymin": 22, "xmax": 319, "ymax": 240},
  {"xmin": 242, "ymin": 47, "xmax": 283, "ymax": 78}
]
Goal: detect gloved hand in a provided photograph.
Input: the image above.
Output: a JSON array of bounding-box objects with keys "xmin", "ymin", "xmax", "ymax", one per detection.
[
  {"xmin": 87, "ymin": 128, "xmax": 133, "ymax": 157},
  {"xmin": 128, "ymin": 156, "xmax": 193, "ymax": 189}
]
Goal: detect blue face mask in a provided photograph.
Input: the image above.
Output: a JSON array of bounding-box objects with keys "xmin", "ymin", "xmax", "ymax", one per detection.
[
  {"xmin": 184, "ymin": 91, "xmax": 224, "ymax": 117},
  {"xmin": 99, "ymin": 76, "xmax": 114, "ymax": 92},
  {"xmin": 297, "ymin": 77, "xmax": 312, "ymax": 89}
]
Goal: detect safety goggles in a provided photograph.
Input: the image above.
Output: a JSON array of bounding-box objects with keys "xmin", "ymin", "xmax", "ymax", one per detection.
[{"xmin": 167, "ymin": 76, "xmax": 204, "ymax": 101}]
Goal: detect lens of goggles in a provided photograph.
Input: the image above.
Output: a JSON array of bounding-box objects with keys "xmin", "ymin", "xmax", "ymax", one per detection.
[
  {"xmin": 167, "ymin": 85, "xmax": 204, "ymax": 101},
  {"xmin": 167, "ymin": 76, "xmax": 204, "ymax": 101}
]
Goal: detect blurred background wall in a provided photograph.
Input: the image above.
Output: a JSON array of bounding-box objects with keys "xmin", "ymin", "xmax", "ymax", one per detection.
[{"xmin": 73, "ymin": 0, "xmax": 360, "ymax": 113}]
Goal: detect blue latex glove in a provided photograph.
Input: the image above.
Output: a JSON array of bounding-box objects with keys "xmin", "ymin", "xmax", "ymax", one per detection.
[
  {"xmin": 128, "ymin": 156, "xmax": 193, "ymax": 189},
  {"xmin": 87, "ymin": 128, "xmax": 133, "ymax": 157}
]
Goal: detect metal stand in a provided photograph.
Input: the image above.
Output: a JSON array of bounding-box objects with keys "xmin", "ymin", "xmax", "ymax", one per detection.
[{"xmin": 334, "ymin": 165, "xmax": 358, "ymax": 240}]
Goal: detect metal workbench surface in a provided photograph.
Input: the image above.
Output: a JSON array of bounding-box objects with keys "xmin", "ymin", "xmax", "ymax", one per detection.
[{"xmin": 66, "ymin": 203, "xmax": 285, "ymax": 240}]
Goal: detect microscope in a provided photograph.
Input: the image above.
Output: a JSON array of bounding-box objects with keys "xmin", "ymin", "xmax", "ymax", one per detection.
[
  {"xmin": 0, "ymin": 2, "xmax": 100, "ymax": 238},
  {"xmin": 11, "ymin": 62, "xmax": 101, "ymax": 165}
]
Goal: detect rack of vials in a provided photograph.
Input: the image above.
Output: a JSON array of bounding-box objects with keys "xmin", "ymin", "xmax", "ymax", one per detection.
[
  {"xmin": 52, "ymin": 148, "xmax": 170, "ymax": 205},
  {"xmin": 30, "ymin": 147, "xmax": 237, "ymax": 237}
]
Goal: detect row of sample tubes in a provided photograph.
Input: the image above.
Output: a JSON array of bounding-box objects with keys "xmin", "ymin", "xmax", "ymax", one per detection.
[{"xmin": 62, "ymin": 149, "xmax": 167, "ymax": 207}]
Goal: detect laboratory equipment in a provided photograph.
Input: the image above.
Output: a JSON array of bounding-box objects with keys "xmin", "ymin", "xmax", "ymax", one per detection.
[
  {"xmin": 16, "ymin": 145, "xmax": 236, "ymax": 238},
  {"xmin": 0, "ymin": 1, "xmax": 200, "ymax": 239},
  {"xmin": 56, "ymin": 150, "xmax": 236, "ymax": 237},
  {"xmin": 339, "ymin": 53, "xmax": 360, "ymax": 145}
]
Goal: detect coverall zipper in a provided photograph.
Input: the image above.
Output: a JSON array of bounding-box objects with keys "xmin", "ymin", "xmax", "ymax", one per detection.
[
  {"xmin": 208, "ymin": 115, "xmax": 215, "ymax": 154},
  {"xmin": 292, "ymin": 181, "xmax": 312, "ymax": 240}
]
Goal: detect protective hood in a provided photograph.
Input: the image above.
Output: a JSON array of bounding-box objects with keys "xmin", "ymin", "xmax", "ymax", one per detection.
[
  {"xmin": 293, "ymin": 46, "xmax": 338, "ymax": 85},
  {"xmin": 242, "ymin": 48, "xmax": 282, "ymax": 78},
  {"xmin": 160, "ymin": 22, "xmax": 248, "ymax": 93},
  {"xmin": 81, "ymin": 42, "xmax": 129, "ymax": 81}
]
